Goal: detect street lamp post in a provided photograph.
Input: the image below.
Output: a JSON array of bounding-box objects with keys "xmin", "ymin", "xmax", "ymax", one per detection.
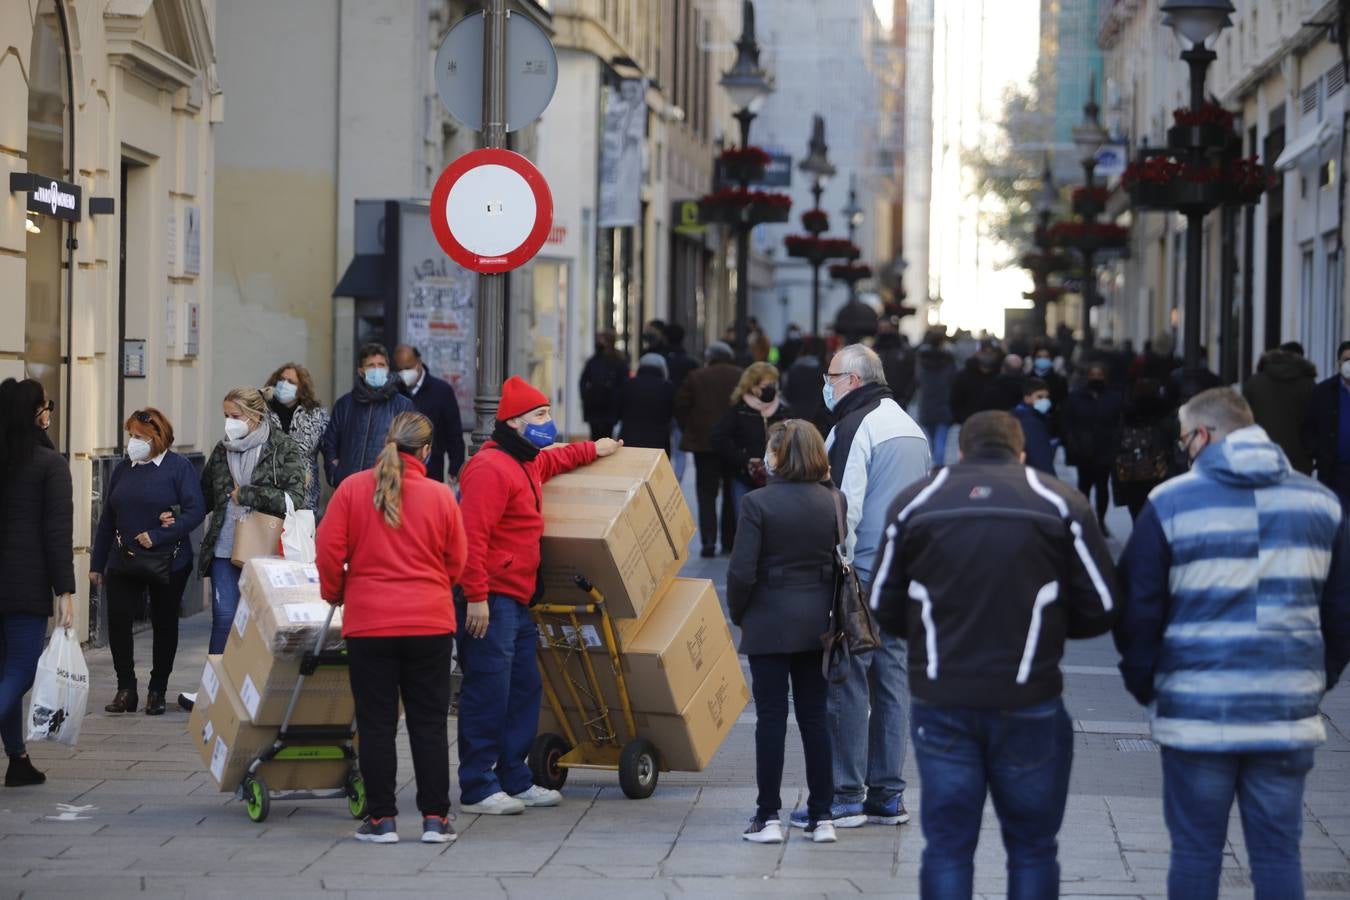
[
  {"xmin": 720, "ymin": 0, "xmax": 773, "ymax": 354},
  {"xmin": 1029, "ymin": 155, "xmax": 1061, "ymax": 338},
  {"xmin": 1161, "ymin": 0, "xmax": 1235, "ymax": 374},
  {"xmin": 1071, "ymin": 75, "xmax": 1108, "ymax": 351},
  {"xmin": 841, "ymin": 175, "xmax": 864, "ymax": 302},
  {"xmin": 798, "ymin": 114, "xmax": 836, "ymax": 335}
]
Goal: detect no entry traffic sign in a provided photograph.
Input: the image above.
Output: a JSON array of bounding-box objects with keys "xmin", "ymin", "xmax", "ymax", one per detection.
[{"xmin": 429, "ymin": 148, "xmax": 553, "ymax": 274}]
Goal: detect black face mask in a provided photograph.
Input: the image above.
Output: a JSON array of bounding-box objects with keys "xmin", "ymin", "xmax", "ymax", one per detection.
[{"xmin": 759, "ymin": 386, "xmax": 777, "ymax": 403}]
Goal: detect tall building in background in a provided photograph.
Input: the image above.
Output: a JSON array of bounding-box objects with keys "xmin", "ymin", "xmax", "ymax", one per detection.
[{"xmin": 904, "ymin": 0, "xmax": 935, "ymax": 333}]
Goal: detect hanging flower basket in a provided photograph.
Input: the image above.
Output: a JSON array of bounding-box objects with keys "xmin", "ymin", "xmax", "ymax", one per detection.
[
  {"xmin": 1228, "ymin": 156, "xmax": 1276, "ymax": 206},
  {"xmin": 698, "ymin": 189, "xmax": 792, "ymax": 225},
  {"xmin": 1168, "ymin": 103, "xmax": 1236, "ymax": 152},
  {"xmin": 1046, "ymin": 221, "xmax": 1129, "ymax": 251},
  {"xmin": 829, "ymin": 262, "xmax": 873, "ymax": 284},
  {"xmin": 784, "ymin": 235, "xmax": 858, "ymax": 265},
  {"xmin": 718, "ymin": 146, "xmax": 772, "ymax": 185},
  {"xmin": 1071, "ymin": 185, "xmax": 1110, "ymax": 219},
  {"xmin": 1124, "ymin": 153, "xmax": 1272, "ymax": 212},
  {"xmin": 802, "ymin": 208, "xmax": 830, "ymax": 234}
]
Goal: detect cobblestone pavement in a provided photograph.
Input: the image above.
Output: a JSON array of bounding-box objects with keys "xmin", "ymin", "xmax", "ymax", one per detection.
[{"xmin": 3, "ymin": 469, "xmax": 1349, "ymax": 898}]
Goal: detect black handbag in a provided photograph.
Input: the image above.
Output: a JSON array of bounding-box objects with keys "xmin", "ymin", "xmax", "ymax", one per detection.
[
  {"xmin": 109, "ymin": 530, "xmax": 179, "ymax": 586},
  {"xmin": 820, "ymin": 488, "xmax": 882, "ymax": 683}
]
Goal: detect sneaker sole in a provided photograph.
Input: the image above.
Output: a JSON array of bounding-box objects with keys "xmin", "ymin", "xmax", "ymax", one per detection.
[
  {"xmin": 865, "ymin": 813, "xmax": 910, "ymax": 825},
  {"xmin": 742, "ymin": 831, "xmax": 784, "ymax": 844},
  {"xmin": 515, "ymin": 797, "xmax": 561, "ymax": 808},
  {"xmin": 422, "ymin": 832, "xmax": 458, "ymax": 843},
  {"xmin": 461, "ymin": 803, "xmax": 525, "ymax": 816},
  {"xmin": 810, "ymin": 831, "xmax": 838, "ymax": 843},
  {"xmin": 354, "ymin": 832, "xmax": 399, "ymax": 844}
]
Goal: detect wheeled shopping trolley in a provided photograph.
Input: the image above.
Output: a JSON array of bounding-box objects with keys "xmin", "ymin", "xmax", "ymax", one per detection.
[
  {"xmin": 235, "ymin": 604, "xmax": 365, "ymax": 823},
  {"xmin": 529, "ymin": 575, "xmax": 661, "ymax": 799}
]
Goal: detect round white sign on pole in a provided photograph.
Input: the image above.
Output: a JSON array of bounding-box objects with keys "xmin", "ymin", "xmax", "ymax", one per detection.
[{"xmin": 430, "ymin": 149, "xmax": 554, "ymax": 274}]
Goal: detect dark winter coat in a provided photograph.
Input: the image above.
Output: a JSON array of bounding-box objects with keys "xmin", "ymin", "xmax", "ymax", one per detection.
[
  {"xmin": 405, "ymin": 371, "xmax": 466, "ymax": 482},
  {"xmin": 1304, "ymin": 375, "xmax": 1347, "ymax": 491},
  {"xmin": 1012, "ymin": 403, "xmax": 1056, "ymax": 475},
  {"xmin": 727, "ymin": 479, "xmax": 839, "ymax": 655},
  {"xmin": 320, "ymin": 381, "xmax": 415, "ymax": 486},
  {"xmin": 951, "ymin": 361, "xmax": 998, "ymax": 423},
  {"xmin": 1244, "ymin": 350, "xmax": 1316, "ymax": 475},
  {"xmin": 664, "ymin": 348, "xmax": 699, "ymax": 393},
  {"xmin": 674, "ymin": 361, "xmax": 743, "ymax": 453},
  {"xmin": 914, "ymin": 345, "xmax": 956, "ymax": 425},
  {"xmin": 618, "ymin": 368, "xmax": 677, "ymax": 454},
  {"xmin": 1062, "ymin": 383, "xmax": 1124, "ymax": 468},
  {"xmin": 712, "ymin": 400, "xmax": 792, "ymax": 487},
  {"xmin": 0, "ymin": 436, "xmax": 75, "ymax": 617},
  {"xmin": 199, "ymin": 426, "xmax": 307, "ymax": 574},
  {"xmin": 783, "ymin": 355, "xmax": 827, "ymax": 433},
  {"xmin": 874, "ymin": 335, "xmax": 916, "ymax": 406},
  {"xmin": 580, "ymin": 352, "xmax": 629, "ymax": 425}
]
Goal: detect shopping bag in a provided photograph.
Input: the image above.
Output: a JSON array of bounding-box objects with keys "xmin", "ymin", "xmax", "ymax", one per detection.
[
  {"xmin": 26, "ymin": 627, "xmax": 89, "ymax": 747},
  {"xmin": 280, "ymin": 494, "xmax": 317, "ymax": 563},
  {"xmin": 231, "ymin": 509, "xmax": 284, "ymax": 566}
]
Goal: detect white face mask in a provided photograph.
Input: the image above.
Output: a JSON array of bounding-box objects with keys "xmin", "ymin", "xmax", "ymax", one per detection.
[
  {"xmin": 399, "ymin": 368, "xmax": 420, "ymax": 387},
  {"xmin": 1340, "ymin": 360, "xmax": 1350, "ymax": 381},
  {"xmin": 127, "ymin": 437, "xmax": 153, "ymax": 462},
  {"xmin": 224, "ymin": 418, "xmax": 251, "ymax": 441}
]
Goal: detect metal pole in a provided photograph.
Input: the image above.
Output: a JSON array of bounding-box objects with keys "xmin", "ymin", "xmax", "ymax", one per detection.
[
  {"xmin": 810, "ymin": 176, "xmax": 823, "ymax": 335},
  {"xmin": 1081, "ymin": 158, "xmax": 1096, "ymax": 351},
  {"xmin": 1181, "ymin": 47, "xmax": 1214, "ymax": 374},
  {"xmin": 472, "ymin": 1, "xmax": 508, "ymax": 450},
  {"xmin": 733, "ymin": 107, "xmax": 756, "ymax": 355}
]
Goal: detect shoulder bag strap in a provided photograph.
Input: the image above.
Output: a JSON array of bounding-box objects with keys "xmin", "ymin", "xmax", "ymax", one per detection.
[{"xmin": 829, "ymin": 487, "xmax": 848, "ymax": 563}]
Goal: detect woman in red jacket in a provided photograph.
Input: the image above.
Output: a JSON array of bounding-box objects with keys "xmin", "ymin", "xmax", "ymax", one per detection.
[
  {"xmin": 456, "ymin": 376, "xmax": 620, "ymax": 815},
  {"xmin": 317, "ymin": 412, "xmax": 467, "ymax": 845}
]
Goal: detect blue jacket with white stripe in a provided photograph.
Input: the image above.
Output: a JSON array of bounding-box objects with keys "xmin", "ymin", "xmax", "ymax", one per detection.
[
  {"xmin": 1116, "ymin": 425, "xmax": 1350, "ymax": 752},
  {"xmin": 870, "ymin": 450, "xmax": 1118, "ymax": 709}
]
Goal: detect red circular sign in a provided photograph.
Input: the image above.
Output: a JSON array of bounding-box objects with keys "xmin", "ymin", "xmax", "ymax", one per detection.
[{"xmin": 430, "ymin": 148, "xmax": 554, "ymax": 274}]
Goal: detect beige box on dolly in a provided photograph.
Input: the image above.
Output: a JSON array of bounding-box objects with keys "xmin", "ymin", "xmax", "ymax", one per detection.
[{"xmin": 531, "ymin": 448, "xmax": 747, "ymax": 799}]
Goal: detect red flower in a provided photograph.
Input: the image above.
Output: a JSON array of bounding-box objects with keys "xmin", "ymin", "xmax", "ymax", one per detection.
[
  {"xmin": 718, "ymin": 145, "xmax": 772, "ymax": 167},
  {"xmin": 802, "ymin": 209, "xmax": 829, "ymax": 231}
]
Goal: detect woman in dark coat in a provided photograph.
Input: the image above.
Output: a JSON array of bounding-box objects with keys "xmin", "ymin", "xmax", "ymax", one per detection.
[
  {"xmin": 1061, "ymin": 362, "xmax": 1123, "ymax": 533},
  {"xmin": 727, "ymin": 419, "xmax": 839, "ymax": 845},
  {"xmin": 0, "ymin": 379, "xmax": 74, "ymax": 786},
  {"xmin": 617, "ymin": 354, "xmax": 676, "ymax": 454},
  {"xmin": 712, "ymin": 362, "xmax": 791, "ymax": 509}
]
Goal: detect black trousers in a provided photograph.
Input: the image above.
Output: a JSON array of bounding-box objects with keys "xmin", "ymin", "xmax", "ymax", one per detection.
[
  {"xmin": 693, "ymin": 451, "xmax": 736, "ymax": 552},
  {"xmin": 347, "ymin": 633, "xmax": 453, "ymax": 819},
  {"xmin": 588, "ymin": 420, "xmax": 616, "ymax": 441},
  {"xmin": 105, "ymin": 566, "xmax": 191, "ymax": 693},
  {"xmin": 748, "ymin": 650, "xmax": 833, "ymax": 821},
  {"xmin": 1076, "ymin": 464, "xmax": 1111, "ymax": 524}
]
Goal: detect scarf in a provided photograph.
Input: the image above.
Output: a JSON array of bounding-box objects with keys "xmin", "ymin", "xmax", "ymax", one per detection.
[
  {"xmin": 491, "ymin": 420, "xmax": 540, "ymax": 463},
  {"xmin": 225, "ymin": 419, "xmax": 270, "ymax": 488},
  {"xmin": 742, "ymin": 391, "xmax": 781, "ymax": 419},
  {"xmin": 353, "ymin": 376, "xmax": 401, "ymax": 405}
]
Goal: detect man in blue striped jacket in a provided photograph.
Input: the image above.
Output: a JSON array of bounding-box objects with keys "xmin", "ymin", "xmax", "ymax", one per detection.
[{"xmin": 1116, "ymin": 387, "xmax": 1350, "ymax": 900}]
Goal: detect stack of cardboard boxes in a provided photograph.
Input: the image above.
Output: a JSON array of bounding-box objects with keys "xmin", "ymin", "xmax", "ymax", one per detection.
[
  {"xmin": 187, "ymin": 558, "xmax": 354, "ymax": 791},
  {"xmin": 535, "ymin": 449, "xmax": 749, "ymax": 771}
]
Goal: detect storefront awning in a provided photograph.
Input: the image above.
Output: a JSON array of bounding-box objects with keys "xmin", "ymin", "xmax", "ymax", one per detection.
[
  {"xmin": 332, "ymin": 254, "xmax": 384, "ymax": 298},
  {"xmin": 1275, "ymin": 120, "xmax": 1336, "ymax": 172}
]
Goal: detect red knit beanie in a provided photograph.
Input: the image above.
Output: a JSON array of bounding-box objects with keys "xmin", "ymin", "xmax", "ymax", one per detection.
[{"xmin": 497, "ymin": 376, "xmax": 550, "ymax": 421}]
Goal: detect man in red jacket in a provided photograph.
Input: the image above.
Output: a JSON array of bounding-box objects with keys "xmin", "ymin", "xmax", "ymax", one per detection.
[{"xmin": 456, "ymin": 376, "xmax": 621, "ymax": 815}]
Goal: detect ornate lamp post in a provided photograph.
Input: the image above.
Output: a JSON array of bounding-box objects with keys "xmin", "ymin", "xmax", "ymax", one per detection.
[
  {"xmin": 835, "ymin": 174, "xmax": 867, "ymax": 303},
  {"xmin": 1022, "ymin": 155, "xmax": 1068, "ymax": 338},
  {"xmin": 718, "ymin": 0, "xmax": 774, "ymax": 354},
  {"xmin": 798, "ymin": 114, "xmax": 836, "ymax": 334},
  {"xmin": 1070, "ymin": 75, "xmax": 1109, "ymax": 349}
]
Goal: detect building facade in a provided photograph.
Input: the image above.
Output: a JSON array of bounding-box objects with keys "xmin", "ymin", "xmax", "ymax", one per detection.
[{"xmin": 3, "ymin": 0, "xmax": 221, "ymax": 638}]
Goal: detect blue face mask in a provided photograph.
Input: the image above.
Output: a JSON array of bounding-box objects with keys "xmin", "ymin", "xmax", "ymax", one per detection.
[
  {"xmin": 822, "ymin": 380, "xmax": 838, "ymax": 412},
  {"xmin": 1033, "ymin": 397, "xmax": 1052, "ymax": 415},
  {"xmin": 523, "ymin": 419, "xmax": 558, "ymax": 449},
  {"xmin": 1033, "ymin": 357, "xmax": 1053, "ymax": 375},
  {"xmin": 363, "ymin": 367, "xmax": 389, "ymax": 389}
]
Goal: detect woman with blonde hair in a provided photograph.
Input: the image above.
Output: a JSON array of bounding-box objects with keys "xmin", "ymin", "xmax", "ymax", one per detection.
[
  {"xmin": 264, "ymin": 362, "xmax": 330, "ymax": 511},
  {"xmin": 712, "ymin": 361, "xmax": 791, "ymax": 510},
  {"xmin": 317, "ymin": 412, "xmax": 467, "ymax": 844}
]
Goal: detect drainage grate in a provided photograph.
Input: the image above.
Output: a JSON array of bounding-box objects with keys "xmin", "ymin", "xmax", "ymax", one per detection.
[{"xmin": 1114, "ymin": 738, "xmax": 1159, "ymax": 752}]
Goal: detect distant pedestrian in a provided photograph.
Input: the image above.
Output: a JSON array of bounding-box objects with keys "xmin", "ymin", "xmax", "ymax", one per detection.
[
  {"xmin": 0, "ymin": 379, "xmax": 74, "ymax": 787},
  {"xmin": 712, "ymin": 362, "xmax": 790, "ymax": 511},
  {"xmin": 1302, "ymin": 340, "xmax": 1350, "ymax": 510},
  {"xmin": 1114, "ymin": 360, "xmax": 1181, "ymax": 521},
  {"xmin": 914, "ymin": 331, "xmax": 956, "ymax": 465},
  {"xmin": 675, "ymin": 342, "xmax": 743, "ymax": 557},
  {"xmin": 986, "ymin": 353, "xmax": 1026, "ymax": 411},
  {"xmin": 580, "ymin": 331, "xmax": 628, "ymax": 441},
  {"xmin": 871, "ymin": 411, "xmax": 1118, "ymax": 899},
  {"xmin": 394, "ymin": 345, "xmax": 466, "ymax": 483},
  {"xmin": 90, "ymin": 408, "xmax": 206, "ymax": 716},
  {"xmin": 1244, "ymin": 342, "xmax": 1315, "ymax": 475},
  {"xmin": 1061, "ymin": 362, "xmax": 1123, "ymax": 535},
  {"xmin": 729, "ymin": 420, "xmax": 841, "ymax": 845},
  {"xmin": 618, "ymin": 353, "xmax": 676, "ymax": 454},
  {"xmin": 873, "ymin": 319, "xmax": 916, "ymax": 407},
  {"xmin": 1030, "ymin": 345, "xmax": 1068, "ymax": 424},
  {"xmin": 264, "ymin": 362, "xmax": 330, "ymax": 511},
  {"xmin": 662, "ymin": 324, "xmax": 699, "ymax": 481},
  {"xmin": 783, "ymin": 337, "xmax": 828, "ymax": 436},
  {"xmin": 317, "ymin": 413, "xmax": 467, "ymax": 845},
  {"xmin": 1116, "ymin": 388, "xmax": 1350, "ymax": 900},
  {"xmin": 455, "ymin": 377, "xmax": 621, "ymax": 816},
  {"xmin": 950, "ymin": 346, "xmax": 1000, "ymax": 424},
  {"xmin": 320, "ymin": 343, "xmax": 414, "ymax": 487},
  {"xmin": 778, "ymin": 324, "xmax": 805, "ymax": 371},
  {"xmin": 1012, "ymin": 377, "xmax": 1055, "ymax": 475},
  {"xmin": 789, "ymin": 344, "xmax": 929, "ymax": 833}
]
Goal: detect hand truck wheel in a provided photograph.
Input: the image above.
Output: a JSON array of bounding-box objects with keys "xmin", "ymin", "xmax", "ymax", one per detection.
[
  {"xmin": 242, "ymin": 774, "xmax": 270, "ymax": 823},
  {"xmin": 618, "ymin": 738, "xmax": 659, "ymax": 800},
  {"xmin": 345, "ymin": 770, "xmax": 367, "ymax": 819},
  {"xmin": 528, "ymin": 733, "xmax": 570, "ymax": 790}
]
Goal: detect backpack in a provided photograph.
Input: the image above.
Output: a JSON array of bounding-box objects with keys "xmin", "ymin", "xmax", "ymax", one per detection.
[{"xmin": 1113, "ymin": 424, "xmax": 1169, "ymax": 484}]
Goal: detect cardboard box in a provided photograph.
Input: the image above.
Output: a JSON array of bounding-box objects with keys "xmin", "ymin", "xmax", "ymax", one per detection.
[
  {"xmin": 535, "ymin": 578, "xmax": 734, "ymax": 715},
  {"xmin": 222, "ymin": 598, "xmax": 355, "ymax": 726},
  {"xmin": 540, "ymin": 448, "xmax": 695, "ymax": 617},
  {"xmin": 537, "ymin": 640, "xmax": 748, "ymax": 773},
  {"xmin": 238, "ymin": 557, "xmax": 344, "ymax": 657},
  {"xmin": 188, "ymin": 656, "xmax": 351, "ymax": 791}
]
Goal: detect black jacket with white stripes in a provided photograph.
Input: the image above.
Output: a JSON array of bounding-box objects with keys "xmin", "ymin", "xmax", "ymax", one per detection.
[{"xmin": 869, "ymin": 451, "xmax": 1119, "ymax": 710}]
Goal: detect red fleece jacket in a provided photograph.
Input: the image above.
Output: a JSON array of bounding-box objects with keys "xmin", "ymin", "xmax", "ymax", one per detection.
[
  {"xmin": 317, "ymin": 453, "xmax": 467, "ymax": 637},
  {"xmin": 457, "ymin": 440, "xmax": 597, "ymax": 604}
]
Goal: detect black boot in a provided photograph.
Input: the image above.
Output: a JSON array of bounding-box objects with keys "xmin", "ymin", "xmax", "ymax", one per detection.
[
  {"xmin": 104, "ymin": 688, "xmax": 138, "ymax": 713},
  {"xmin": 5, "ymin": 753, "xmax": 46, "ymax": 787},
  {"xmin": 144, "ymin": 691, "xmax": 166, "ymax": 716}
]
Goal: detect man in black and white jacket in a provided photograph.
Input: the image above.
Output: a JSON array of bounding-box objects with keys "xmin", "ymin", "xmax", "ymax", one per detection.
[{"xmin": 870, "ymin": 410, "xmax": 1118, "ymax": 899}]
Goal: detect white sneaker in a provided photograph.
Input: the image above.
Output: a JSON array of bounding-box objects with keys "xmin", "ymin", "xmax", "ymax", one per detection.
[
  {"xmin": 807, "ymin": 820, "xmax": 837, "ymax": 843},
  {"xmin": 742, "ymin": 817, "xmax": 784, "ymax": 843},
  {"xmin": 461, "ymin": 791, "xmax": 526, "ymax": 815},
  {"xmin": 511, "ymin": 784, "xmax": 562, "ymax": 808}
]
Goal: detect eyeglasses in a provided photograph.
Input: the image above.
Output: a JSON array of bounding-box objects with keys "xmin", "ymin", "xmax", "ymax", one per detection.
[
  {"xmin": 823, "ymin": 371, "xmax": 854, "ymax": 383},
  {"xmin": 39, "ymin": 400, "xmax": 55, "ymax": 414}
]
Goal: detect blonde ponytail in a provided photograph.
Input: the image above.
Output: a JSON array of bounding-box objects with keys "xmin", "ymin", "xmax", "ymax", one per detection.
[{"xmin": 372, "ymin": 411, "xmax": 436, "ymax": 528}]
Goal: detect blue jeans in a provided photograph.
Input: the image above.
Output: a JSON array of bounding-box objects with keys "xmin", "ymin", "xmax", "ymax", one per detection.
[
  {"xmin": 1162, "ymin": 746, "xmax": 1314, "ymax": 900},
  {"xmin": 454, "ymin": 594, "xmax": 541, "ymax": 805},
  {"xmin": 209, "ymin": 558, "xmax": 242, "ymax": 655},
  {"xmin": 829, "ymin": 628, "xmax": 909, "ymax": 806},
  {"xmin": 923, "ymin": 423, "xmax": 950, "ymax": 467},
  {"xmin": 731, "ymin": 478, "xmax": 754, "ymax": 517},
  {"xmin": 0, "ymin": 614, "xmax": 48, "ymax": 756},
  {"xmin": 911, "ymin": 697, "xmax": 1073, "ymax": 900},
  {"xmin": 671, "ymin": 425, "xmax": 688, "ymax": 483}
]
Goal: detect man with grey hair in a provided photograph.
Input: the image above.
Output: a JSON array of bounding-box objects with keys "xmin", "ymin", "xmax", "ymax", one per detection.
[
  {"xmin": 1116, "ymin": 387, "xmax": 1350, "ymax": 898},
  {"xmin": 790, "ymin": 343, "xmax": 931, "ymax": 830}
]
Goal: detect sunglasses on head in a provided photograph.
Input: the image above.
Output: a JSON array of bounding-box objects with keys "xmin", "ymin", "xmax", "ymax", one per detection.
[{"xmin": 132, "ymin": 411, "xmax": 160, "ymax": 432}]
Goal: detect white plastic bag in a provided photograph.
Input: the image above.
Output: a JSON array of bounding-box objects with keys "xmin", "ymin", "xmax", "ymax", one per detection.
[
  {"xmin": 26, "ymin": 627, "xmax": 88, "ymax": 747},
  {"xmin": 281, "ymin": 494, "xmax": 317, "ymax": 563}
]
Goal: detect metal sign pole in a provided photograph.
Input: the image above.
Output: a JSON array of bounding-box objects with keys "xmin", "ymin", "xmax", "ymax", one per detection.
[{"xmin": 471, "ymin": 0, "xmax": 508, "ymax": 450}]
